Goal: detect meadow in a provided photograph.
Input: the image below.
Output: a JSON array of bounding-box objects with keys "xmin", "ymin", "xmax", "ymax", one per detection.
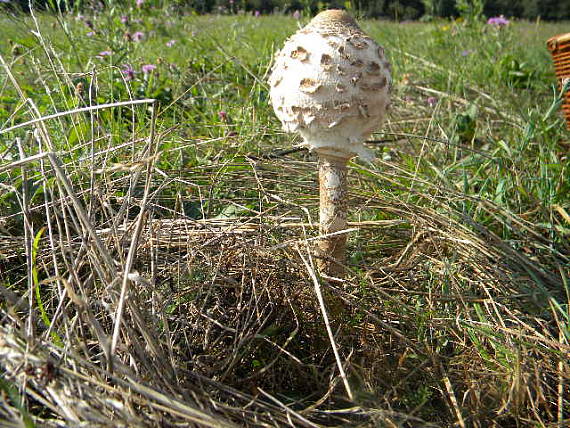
[{"xmin": 0, "ymin": 5, "xmax": 569, "ymax": 427}]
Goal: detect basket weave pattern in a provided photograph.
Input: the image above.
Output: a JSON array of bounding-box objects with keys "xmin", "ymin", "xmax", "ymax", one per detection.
[{"xmin": 547, "ymin": 33, "xmax": 570, "ymax": 129}]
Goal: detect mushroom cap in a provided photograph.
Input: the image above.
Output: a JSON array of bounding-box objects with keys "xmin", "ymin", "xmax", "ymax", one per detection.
[{"xmin": 268, "ymin": 9, "xmax": 391, "ymax": 160}]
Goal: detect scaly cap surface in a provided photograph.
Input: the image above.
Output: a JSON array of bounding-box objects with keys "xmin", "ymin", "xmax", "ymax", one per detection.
[{"xmin": 268, "ymin": 9, "xmax": 391, "ymax": 160}]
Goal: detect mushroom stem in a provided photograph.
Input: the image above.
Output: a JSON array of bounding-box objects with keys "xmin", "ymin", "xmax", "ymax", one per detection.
[{"xmin": 317, "ymin": 153, "xmax": 350, "ymax": 278}]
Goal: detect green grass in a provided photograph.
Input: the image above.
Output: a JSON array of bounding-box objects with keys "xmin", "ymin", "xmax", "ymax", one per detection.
[
  {"xmin": 2, "ymin": 11, "xmax": 567, "ymax": 227},
  {"xmin": 0, "ymin": 6, "xmax": 569, "ymax": 427}
]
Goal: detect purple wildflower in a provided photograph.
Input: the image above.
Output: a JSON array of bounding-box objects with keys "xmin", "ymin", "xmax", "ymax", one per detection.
[
  {"xmin": 84, "ymin": 19, "xmax": 94, "ymax": 29},
  {"xmin": 218, "ymin": 111, "xmax": 228, "ymax": 121},
  {"xmin": 487, "ymin": 16, "xmax": 509, "ymax": 27},
  {"xmin": 86, "ymin": 31, "xmax": 95, "ymax": 37},
  {"xmin": 132, "ymin": 31, "xmax": 144, "ymax": 41},
  {"xmin": 254, "ymin": 10, "xmax": 260, "ymax": 17},
  {"xmin": 121, "ymin": 64, "xmax": 135, "ymax": 80},
  {"xmin": 141, "ymin": 64, "xmax": 156, "ymax": 74},
  {"xmin": 166, "ymin": 39, "xmax": 176, "ymax": 47},
  {"xmin": 426, "ymin": 96, "xmax": 438, "ymax": 107},
  {"xmin": 136, "ymin": 0, "xmax": 144, "ymax": 7},
  {"xmin": 120, "ymin": 15, "xmax": 129, "ymax": 24},
  {"xmin": 461, "ymin": 49, "xmax": 473, "ymax": 56},
  {"xmin": 293, "ymin": 10, "xmax": 301, "ymax": 20},
  {"xmin": 96, "ymin": 50, "xmax": 112, "ymax": 58}
]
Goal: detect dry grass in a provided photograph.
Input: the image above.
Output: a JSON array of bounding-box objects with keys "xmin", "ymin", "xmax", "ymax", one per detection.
[{"xmin": 1, "ymin": 112, "xmax": 568, "ymax": 426}]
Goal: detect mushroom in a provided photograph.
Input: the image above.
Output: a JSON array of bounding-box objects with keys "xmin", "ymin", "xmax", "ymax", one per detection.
[{"xmin": 268, "ymin": 9, "xmax": 391, "ymax": 277}]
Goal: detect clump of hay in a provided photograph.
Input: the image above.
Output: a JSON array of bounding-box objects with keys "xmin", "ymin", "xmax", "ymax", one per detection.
[{"xmin": 1, "ymin": 140, "xmax": 567, "ymax": 427}]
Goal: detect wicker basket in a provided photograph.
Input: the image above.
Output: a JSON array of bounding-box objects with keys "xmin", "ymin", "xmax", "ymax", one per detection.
[{"xmin": 547, "ymin": 33, "xmax": 570, "ymax": 129}]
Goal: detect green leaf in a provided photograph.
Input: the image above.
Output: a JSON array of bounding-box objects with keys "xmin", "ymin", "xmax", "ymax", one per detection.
[{"xmin": 67, "ymin": 120, "xmax": 91, "ymax": 146}]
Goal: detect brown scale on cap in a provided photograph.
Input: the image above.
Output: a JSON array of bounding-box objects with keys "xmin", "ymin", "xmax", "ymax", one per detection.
[
  {"xmin": 304, "ymin": 9, "xmax": 363, "ymax": 35},
  {"xmin": 291, "ymin": 46, "xmax": 310, "ymax": 61}
]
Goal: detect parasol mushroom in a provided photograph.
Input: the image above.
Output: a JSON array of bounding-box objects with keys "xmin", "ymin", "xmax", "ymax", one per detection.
[{"xmin": 268, "ymin": 9, "xmax": 391, "ymax": 277}]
